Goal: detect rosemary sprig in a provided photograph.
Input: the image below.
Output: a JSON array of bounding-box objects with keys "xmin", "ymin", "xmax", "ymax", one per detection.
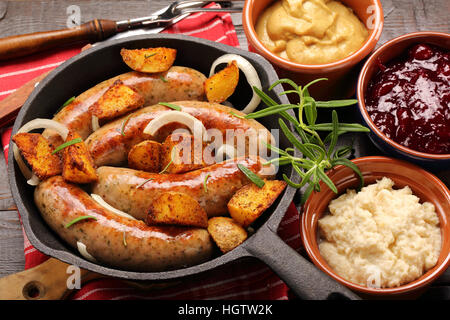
[{"xmin": 245, "ymin": 78, "xmax": 369, "ymax": 204}]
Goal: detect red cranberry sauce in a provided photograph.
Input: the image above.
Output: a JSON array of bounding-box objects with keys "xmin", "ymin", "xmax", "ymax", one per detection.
[{"xmin": 365, "ymin": 43, "xmax": 449, "ymax": 154}]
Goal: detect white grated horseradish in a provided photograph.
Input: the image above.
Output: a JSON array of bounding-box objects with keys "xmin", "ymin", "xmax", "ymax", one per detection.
[{"xmin": 318, "ymin": 177, "xmax": 441, "ymax": 288}]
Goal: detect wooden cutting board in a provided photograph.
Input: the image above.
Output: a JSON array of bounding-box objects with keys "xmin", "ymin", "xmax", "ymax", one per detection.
[
  {"xmin": 0, "ymin": 71, "xmax": 51, "ymax": 128},
  {"xmin": 0, "ymin": 257, "xmax": 177, "ymax": 300},
  {"xmin": 0, "ymin": 258, "xmax": 101, "ymax": 300}
]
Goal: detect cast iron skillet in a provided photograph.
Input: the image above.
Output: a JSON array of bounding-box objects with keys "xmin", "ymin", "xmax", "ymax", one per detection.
[{"xmin": 8, "ymin": 34, "xmax": 359, "ymax": 300}]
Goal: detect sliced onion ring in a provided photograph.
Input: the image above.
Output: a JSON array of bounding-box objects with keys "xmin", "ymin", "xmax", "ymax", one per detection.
[
  {"xmin": 210, "ymin": 54, "xmax": 262, "ymax": 114},
  {"xmin": 76, "ymin": 241, "xmax": 97, "ymax": 263},
  {"xmin": 91, "ymin": 115, "xmax": 100, "ymax": 132},
  {"xmin": 91, "ymin": 194, "xmax": 137, "ymax": 221},
  {"xmin": 215, "ymin": 144, "xmax": 237, "ymax": 163},
  {"xmin": 13, "ymin": 119, "xmax": 69, "ymax": 185},
  {"xmin": 143, "ymin": 111, "xmax": 208, "ymax": 141},
  {"xmin": 17, "ymin": 118, "xmax": 69, "ymax": 139}
]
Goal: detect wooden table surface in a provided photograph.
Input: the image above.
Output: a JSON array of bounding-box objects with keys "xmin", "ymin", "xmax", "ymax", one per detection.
[{"xmin": 0, "ymin": 0, "xmax": 449, "ymax": 296}]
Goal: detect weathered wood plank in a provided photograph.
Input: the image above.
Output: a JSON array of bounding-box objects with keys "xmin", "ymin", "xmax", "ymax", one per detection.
[
  {"xmin": 0, "ymin": 151, "xmax": 16, "ymax": 211},
  {"xmin": 0, "ymin": 211, "xmax": 24, "ymax": 277}
]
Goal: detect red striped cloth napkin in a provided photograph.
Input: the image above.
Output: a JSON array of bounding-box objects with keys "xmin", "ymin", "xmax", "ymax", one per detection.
[{"xmin": 0, "ymin": 3, "xmax": 302, "ymax": 300}]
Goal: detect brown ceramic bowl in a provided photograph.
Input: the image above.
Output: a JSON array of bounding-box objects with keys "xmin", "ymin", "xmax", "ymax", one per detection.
[
  {"xmin": 301, "ymin": 156, "xmax": 450, "ymax": 297},
  {"xmin": 243, "ymin": 0, "xmax": 384, "ymax": 100},
  {"xmin": 357, "ymin": 32, "xmax": 450, "ymax": 170}
]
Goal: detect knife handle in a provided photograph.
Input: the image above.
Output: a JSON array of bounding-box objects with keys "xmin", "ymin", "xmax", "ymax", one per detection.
[{"xmin": 0, "ymin": 19, "xmax": 117, "ymax": 61}]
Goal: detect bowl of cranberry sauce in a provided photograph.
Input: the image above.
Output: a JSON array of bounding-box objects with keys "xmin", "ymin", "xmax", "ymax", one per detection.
[{"xmin": 358, "ymin": 32, "xmax": 450, "ymax": 170}]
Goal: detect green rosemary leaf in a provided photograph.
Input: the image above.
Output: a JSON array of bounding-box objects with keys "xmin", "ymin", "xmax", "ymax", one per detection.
[
  {"xmin": 282, "ymin": 173, "xmax": 302, "ymax": 188},
  {"xmin": 333, "ymin": 145, "xmax": 353, "ymax": 160},
  {"xmin": 144, "ymin": 53, "xmax": 157, "ymax": 59},
  {"xmin": 238, "ymin": 164, "xmax": 265, "ymax": 188},
  {"xmin": 327, "ymin": 110, "xmax": 339, "ymax": 158},
  {"xmin": 62, "ymin": 96, "xmax": 75, "ymax": 107},
  {"xmin": 315, "ymin": 99, "xmax": 358, "ymax": 108},
  {"xmin": 54, "ymin": 96, "xmax": 75, "ymax": 115},
  {"xmin": 159, "ymin": 102, "xmax": 181, "ymax": 111},
  {"xmin": 303, "ymin": 143, "xmax": 326, "ymax": 162},
  {"xmin": 308, "ymin": 123, "xmax": 370, "ymax": 132},
  {"xmin": 263, "ymin": 141, "xmax": 290, "ymax": 157},
  {"xmin": 229, "ymin": 111, "xmax": 246, "ymax": 119},
  {"xmin": 52, "ymin": 138, "xmax": 82, "ymax": 155},
  {"xmin": 279, "ymin": 110, "xmax": 300, "ymax": 127},
  {"xmin": 269, "ymin": 78, "xmax": 299, "ymax": 91},
  {"xmin": 293, "ymin": 124, "xmax": 311, "ymax": 144},
  {"xmin": 65, "ymin": 215, "xmax": 97, "ymax": 229},
  {"xmin": 120, "ymin": 114, "xmax": 132, "ymax": 136},
  {"xmin": 264, "ymin": 157, "xmax": 293, "ymax": 166},
  {"xmin": 253, "ymin": 86, "xmax": 277, "ymax": 107},
  {"xmin": 159, "ymin": 159, "xmax": 172, "ymax": 174},
  {"xmin": 317, "ymin": 169, "xmax": 338, "ymax": 193},
  {"xmin": 136, "ymin": 178, "xmax": 154, "ymax": 189},
  {"xmin": 331, "ymin": 158, "xmax": 364, "ymax": 189},
  {"xmin": 279, "ymin": 90, "xmax": 300, "ymax": 96},
  {"xmin": 245, "ymin": 104, "xmax": 298, "ymax": 119},
  {"xmin": 203, "ymin": 173, "xmax": 211, "ymax": 193},
  {"xmin": 295, "ymin": 165, "xmax": 316, "ymax": 188},
  {"xmin": 300, "ymin": 184, "xmax": 315, "ymax": 205},
  {"xmin": 302, "ymin": 78, "xmax": 328, "ymax": 94},
  {"xmin": 304, "ymin": 100, "xmax": 317, "ymax": 125},
  {"xmin": 279, "ymin": 119, "xmax": 315, "ymax": 160},
  {"xmin": 323, "ymin": 130, "xmax": 346, "ymax": 145}
]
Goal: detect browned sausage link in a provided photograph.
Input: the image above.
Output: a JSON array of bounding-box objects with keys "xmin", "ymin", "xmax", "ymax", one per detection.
[
  {"xmin": 85, "ymin": 101, "xmax": 273, "ymax": 167},
  {"xmin": 34, "ymin": 176, "xmax": 213, "ymax": 272},
  {"xmin": 43, "ymin": 66, "xmax": 206, "ymax": 146},
  {"xmin": 91, "ymin": 156, "xmax": 273, "ymax": 221}
]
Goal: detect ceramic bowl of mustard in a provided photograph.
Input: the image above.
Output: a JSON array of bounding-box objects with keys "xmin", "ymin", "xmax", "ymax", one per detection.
[
  {"xmin": 357, "ymin": 32, "xmax": 450, "ymax": 171},
  {"xmin": 243, "ymin": 0, "xmax": 384, "ymax": 100},
  {"xmin": 301, "ymin": 156, "xmax": 450, "ymax": 297}
]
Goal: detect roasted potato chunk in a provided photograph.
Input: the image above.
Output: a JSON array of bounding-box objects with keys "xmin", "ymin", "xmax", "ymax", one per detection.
[
  {"xmin": 205, "ymin": 60, "xmax": 239, "ymax": 103},
  {"xmin": 120, "ymin": 47, "xmax": 177, "ymax": 73},
  {"xmin": 160, "ymin": 132, "xmax": 207, "ymax": 174},
  {"xmin": 127, "ymin": 140, "xmax": 161, "ymax": 172},
  {"xmin": 227, "ymin": 180, "xmax": 287, "ymax": 227},
  {"xmin": 147, "ymin": 192, "xmax": 208, "ymax": 228},
  {"xmin": 12, "ymin": 133, "xmax": 61, "ymax": 180},
  {"xmin": 61, "ymin": 132, "xmax": 98, "ymax": 183},
  {"xmin": 207, "ymin": 217, "xmax": 247, "ymax": 253},
  {"xmin": 89, "ymin": 80, "xmax": 144, "ymax": 121}
]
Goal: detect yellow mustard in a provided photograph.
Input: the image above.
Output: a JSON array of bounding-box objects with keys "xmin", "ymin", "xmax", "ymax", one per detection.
[{"xmin": 255, "ymin": 0, "xmax": 369, "ymax": 65}]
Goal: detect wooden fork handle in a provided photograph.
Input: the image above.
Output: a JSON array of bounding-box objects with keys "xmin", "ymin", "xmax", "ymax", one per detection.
[{"xmin": 0, "ymin": 19, "xmax": 117, "ymax": 61}]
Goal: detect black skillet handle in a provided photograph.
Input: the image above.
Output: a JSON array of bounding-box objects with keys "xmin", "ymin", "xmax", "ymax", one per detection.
[{"xmin": 244, "ymin": 225, "xmax": 361, "ymax": 300}]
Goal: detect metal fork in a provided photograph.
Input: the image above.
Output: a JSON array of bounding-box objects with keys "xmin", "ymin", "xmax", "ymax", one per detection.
[
  {"xmin": 116, "ymin": 1, "xmax": 242, "ymax": 32},
  {"xmin": 0, "ymin": 1, "xmax": 242, "ymax": 60}
]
